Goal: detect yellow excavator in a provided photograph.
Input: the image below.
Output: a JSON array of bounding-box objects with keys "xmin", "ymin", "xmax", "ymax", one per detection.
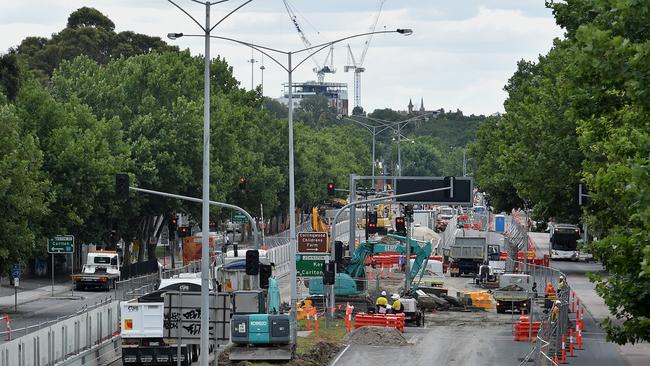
[{"xmin": 359, "ymin": 203, "xmax": 393, "ymax": 234}]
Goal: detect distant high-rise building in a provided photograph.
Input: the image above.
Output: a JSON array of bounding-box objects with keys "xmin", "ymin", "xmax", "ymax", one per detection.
[{"xmin": 277, "ymin": 81, "xmax": 349, "ymax": 116}]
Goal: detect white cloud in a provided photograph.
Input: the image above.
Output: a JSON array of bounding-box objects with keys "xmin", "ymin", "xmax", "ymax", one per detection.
[{"xmin": 0, "ymin": 1, "xmax": 563, "ymax": 115}]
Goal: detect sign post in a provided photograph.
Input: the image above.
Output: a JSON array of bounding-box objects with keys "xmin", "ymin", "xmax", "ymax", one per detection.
[
  {"xmin": 12, "ymin": 264, "xmax": 21, "ymax": 312},
  {"xmin": 48, "ymin": 235, "xmax": 74, "ymax": 297}
]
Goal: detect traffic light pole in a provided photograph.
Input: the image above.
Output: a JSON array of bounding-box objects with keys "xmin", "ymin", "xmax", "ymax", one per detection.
[
  {"xmin": 128, "ymin": 186, "xmax": 261, "ymax": 249},
  {"xmin": 329, "ymin": 184, "xmax": 454, "ymax": 318}
]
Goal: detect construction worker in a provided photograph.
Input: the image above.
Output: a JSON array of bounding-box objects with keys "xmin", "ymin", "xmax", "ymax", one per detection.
[
  {"xmin": 544, "ymin": 282, "xmax": 557, "ymax": 309},
  {"xmin": 551, "ymin": 300, "xmax": 561, "ymax": 322},
  {"xmin": 390, "ymin": 294, "xmax": 403, "ymax": 314},
  {"xmin": 375, "ymin": 291, "xmax": 388, "ymax": 314},
  {"xmin": 558, "ymin": 275, "xmax": 567, "ymax": 298}
]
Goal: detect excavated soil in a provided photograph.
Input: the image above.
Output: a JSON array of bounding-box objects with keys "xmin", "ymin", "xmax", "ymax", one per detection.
[
  {"xmin": 343, "ymin": 326, "xmax": 409, "ymax": 346},
  {"xmin": 288, "ymin": 341, "xmax": 342, "ymax": 366}
]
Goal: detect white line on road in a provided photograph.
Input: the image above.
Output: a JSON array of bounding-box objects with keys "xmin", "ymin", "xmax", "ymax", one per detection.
[{"xmin": 330, "ymin": 344, "xmax": 350, "ymax": 365}]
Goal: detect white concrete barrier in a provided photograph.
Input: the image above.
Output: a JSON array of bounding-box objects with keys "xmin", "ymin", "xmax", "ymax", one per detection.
[{"xmin": 0, "ymin": 301, "xmax": 118, "ymax": 366}]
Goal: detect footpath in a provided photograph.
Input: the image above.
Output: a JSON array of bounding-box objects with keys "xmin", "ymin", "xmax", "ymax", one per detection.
[
  {"xmin": 0, "ymin": 276, "xmax": 74, "ymax": 311},
  {"xmin": 565, "ymin": 269, "xmax": 650, "ymax": 366}
]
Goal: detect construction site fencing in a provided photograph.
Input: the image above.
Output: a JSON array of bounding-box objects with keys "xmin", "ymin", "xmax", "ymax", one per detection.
[
  {"xmin": 507, "ymin": 258, "xmax": 574, "ymax": 366},
  {"xmin": 0, "ymin": 299, "xmax": 118, "ymax": 366}
]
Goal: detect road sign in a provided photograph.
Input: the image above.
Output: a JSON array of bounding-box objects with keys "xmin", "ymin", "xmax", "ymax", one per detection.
[
  {"xmin": 232, "ymin": 212, "xmax": 248, "ymax": 224},
  {"xmin": 48, "ymin": 235, "xmax": 74, "ymax": 253},
  {"xmin": 395, "ymin": 176, "xmax": 473, "ymax": 205},
  {"xmin": 298, "ymin": 232, "xmax": 328, "ymax": 253},
  {"xmin": 11, "ymin": 263, "xmax": 21, "ymax": 279},
  {"xmin": 296, "ymin": 254, "xmax": 328, "ymax": 277},
  {"xmin": 160, "ymin": 228, "xmax": 169, "ymax": 245}
]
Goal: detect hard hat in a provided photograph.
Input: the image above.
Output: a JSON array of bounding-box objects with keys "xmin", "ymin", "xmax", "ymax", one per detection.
[
  {"xmin": 381, "ymin": 291, "xmax": 387, "ymax": 296},
  {"xmin": 391, "ymin": 293, "xmax": 400, "ymax": 300},
  {"xmin": 555, "ymin": 300, "xmax": 561, "ymax": 304}
]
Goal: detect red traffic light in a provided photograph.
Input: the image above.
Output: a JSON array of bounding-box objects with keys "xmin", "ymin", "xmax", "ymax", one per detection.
[
  {"xmin": 238, "ymin": 176, "xmax": 247, "ymax": 190},
  {"xmin": 396, "ymin": 217, "xmax": 405, "ymax": 225},
  {"xmin": 327, "ymin": 182, "xmax": 335, "ymax": 195}
]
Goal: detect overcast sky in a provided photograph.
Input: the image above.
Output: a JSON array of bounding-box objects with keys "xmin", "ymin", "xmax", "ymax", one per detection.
[{"xmin": 0, "ymin": 0, "xmax": 563, "ymax": 115}]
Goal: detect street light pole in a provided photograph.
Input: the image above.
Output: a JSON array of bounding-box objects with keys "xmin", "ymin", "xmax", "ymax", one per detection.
[
  {"xmin": 287, "ymin": 51, "xmax": 299, "ymax": 341},
  {"xmin": 199, "ymin": 4, "xmax": 211, "ymax": 366},
  {"xmin": 371, "ymin": 126, "xmax": 376, "ymax": 189},
  {"xmin": 397, "ymin": 123, "xmax": 402, "ymax": 176}
]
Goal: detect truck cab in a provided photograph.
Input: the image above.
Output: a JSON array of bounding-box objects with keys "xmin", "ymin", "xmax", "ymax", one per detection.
[{"xmin": 72, "ymin": 250, "xmax": 121, "ymax": 291}]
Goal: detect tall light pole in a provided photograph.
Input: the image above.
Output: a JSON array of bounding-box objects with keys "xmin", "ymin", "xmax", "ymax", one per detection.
[
  {"xmin": 166, "ymin": 1, "xmax": 252, "ymax": 365},
  {"xmin": 168, "ymin": 27, "xmax": 413, "ymax": 340},
  {"xmin": 248, "ymin": 48, "xmax": 258, "ymax": 90}
]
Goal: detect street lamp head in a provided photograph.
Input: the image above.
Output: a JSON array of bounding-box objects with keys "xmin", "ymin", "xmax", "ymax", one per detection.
[
  {"xmin": 167, "ymin": 33, "xmax": 184, "ymax": 40},
  {"xmin": 396, "ymin": 28, "xmax": 413, "ymax": 36}
]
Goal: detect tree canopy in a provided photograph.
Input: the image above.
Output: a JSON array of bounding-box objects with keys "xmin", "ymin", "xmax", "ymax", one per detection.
[{"xmin": 470, "ymin": 0, "xmax": 650, "ymax": 344}]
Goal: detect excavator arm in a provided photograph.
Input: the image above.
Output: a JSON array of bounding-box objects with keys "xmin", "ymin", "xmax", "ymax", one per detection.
[{"xmin": 345, "ymin": 234, "xmax": 432, "ymax": 291}]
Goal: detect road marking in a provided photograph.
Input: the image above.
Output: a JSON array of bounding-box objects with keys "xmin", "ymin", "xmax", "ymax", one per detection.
[{"xmin": 331, "ymin": 344, "xmax": 350, "ymax": 365}]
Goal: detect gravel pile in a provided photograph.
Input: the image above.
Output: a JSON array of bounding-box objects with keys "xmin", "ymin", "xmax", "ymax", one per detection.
[{"xmin": 344, "ymin": 326, "xmax": 408, "ymax": 346}]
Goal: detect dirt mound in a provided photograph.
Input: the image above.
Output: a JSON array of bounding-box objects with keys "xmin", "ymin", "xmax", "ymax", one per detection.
[
  {"xmin": 344, "ymin": 326, "xmax": 408, "ymax": 346},
  {"xmin": 288, "ymin": 341, "xmax": 342, "ymax": 366}
]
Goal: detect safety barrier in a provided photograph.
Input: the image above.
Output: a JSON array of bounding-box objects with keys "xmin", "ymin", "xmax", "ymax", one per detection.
[
  {"xmin": 353, "ymin": 313, "xmax": 405, "ymax": 333},
  {"xmin": 0, "ymin": 299, "xmax": 118, "ymax": 366},
  {"xmin": 513, "ymin": 315, "xmax": 541, "ymax": 341}
]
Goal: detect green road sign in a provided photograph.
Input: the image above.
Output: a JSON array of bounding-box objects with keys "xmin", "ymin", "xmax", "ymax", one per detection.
[
  {"xmin": 232, "ymin": 212, "xmax": 248, "ymax": 224},
  {"xmin": 48, "ymin": 235, "xmax": 74, "ymax": 253},
  {"xmin": 296, "ymin": 254, "xmax": 328, "ymax": 277}
]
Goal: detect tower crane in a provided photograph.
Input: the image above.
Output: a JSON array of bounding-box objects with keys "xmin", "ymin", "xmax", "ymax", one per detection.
[
  {"xmin": 345, "ymin": 0, "xmax": 387, "ymax": 108},
  {"xmin": 282, "ymin": 0, "xmax": 336, "ymax": 83}
]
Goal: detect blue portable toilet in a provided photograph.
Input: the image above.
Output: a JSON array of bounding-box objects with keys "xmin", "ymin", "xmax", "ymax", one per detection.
[{"xmin": 495, "ymin": 215, "xmax": 505, "ymax": 233}]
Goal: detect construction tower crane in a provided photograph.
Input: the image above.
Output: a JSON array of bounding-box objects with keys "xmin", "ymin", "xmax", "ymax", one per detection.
[
  {"xmin": 345, "ymin": 0, "xmax": 387, "ymax": 108},
  {"xmin": 282, "ymin": 0, "xmax": 336, "ymax": 83}
]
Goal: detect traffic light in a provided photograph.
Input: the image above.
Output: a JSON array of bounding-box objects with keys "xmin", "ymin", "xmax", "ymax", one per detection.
[
  {"xmin": 395, "ymin": 216, "xmax": 406, "ymax": 236},
  {"xmin": 323, "ymin": 262, "xmax": 335, "ymax": 285},
  {"xmin": 178, "ymin": 226, "xmax": 190, "ymax": 237},
  {"xmin": 444, "ymin": 176, "xmax": 455, "ymax": 198},
  {"xmin": 335, "ymin": 241, "xmax": 343, "ymax": 264},
  {"xmin": 404, "ymin": 204, "xmax": 414, "ymax": 218},
  {"xmin": 367, "ymin": 212, "xmax": 378, "ymax": 234},
  {"xmin": 168, "ymin": 215, "xmax": 178, "ymax": 234},
  {"xmin": 259, "ymin": 264, "xmax": 272, "ymax": 289},
  {"xmin": 245, "ymin": 250, "xmax": 259, "ymax": 275},
  {"xmin": 238, "ymin": 176, "xmax": 247, "ymax": 191},
  {"xmin": 115, "ymin": 173, "xmax": 129, "ymax": 200},
  {"xmin": 327, "ymin": 182, "xmax": 335, "ymax": 195}
]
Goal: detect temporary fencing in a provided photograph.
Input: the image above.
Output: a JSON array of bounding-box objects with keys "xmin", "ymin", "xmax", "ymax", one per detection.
[
  {"xmin": 508, "ymin": 257, "xmax": 586, "ymax": 366},
  {"xmin": 353, "ymin": 313, "xmax": 405, "ymax": 333}
]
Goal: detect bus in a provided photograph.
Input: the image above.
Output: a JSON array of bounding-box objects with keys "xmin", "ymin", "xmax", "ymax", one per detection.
[{"xmin": 549, "ymin": 223, "xmax": 581, "ymax": 260}]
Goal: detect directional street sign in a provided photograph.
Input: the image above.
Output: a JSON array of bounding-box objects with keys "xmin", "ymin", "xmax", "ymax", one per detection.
[
  {"xmin": 232, "ymin": 212, "xmax": 248, "ymax": 224},
  {"xmin": 298, "ymin": 232, "xmax": 328, "ymax": 253},
  {"xmin": 48, "ymin": 235, "xmax": 75, "ymax": 253},
  {"xmin": 296, "ymin": 254, "xmax": 328, "ymax": 277}
]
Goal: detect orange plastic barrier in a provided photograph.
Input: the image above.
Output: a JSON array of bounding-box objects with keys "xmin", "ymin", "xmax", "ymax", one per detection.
[
  {"xmin": 354, "ymin": 313, "xmax": 405, "ymax": 333},
  {"xmin": 513, "ymin": 316, "xmax": 541, "ymax": 341}
]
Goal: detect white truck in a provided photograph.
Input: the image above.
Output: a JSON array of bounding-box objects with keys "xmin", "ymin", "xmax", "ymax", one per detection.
[
  {"xmin": 72, "ymin": 250, "xmax": 120, "ymax": 291},
  {"xmin": 120, "ymin": 275, "xmax": 204, "ymax": 366}
]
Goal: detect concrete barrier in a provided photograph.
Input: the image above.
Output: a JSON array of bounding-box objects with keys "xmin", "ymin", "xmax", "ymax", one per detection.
[{"xmin": 0, "ymin": 301, "xmax": 118, "ymax": 366}]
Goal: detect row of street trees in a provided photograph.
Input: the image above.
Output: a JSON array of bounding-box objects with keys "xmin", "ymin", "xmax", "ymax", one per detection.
[{"xmin": 469, "ymin": 0, "xmax": 649, "ymax": 344}]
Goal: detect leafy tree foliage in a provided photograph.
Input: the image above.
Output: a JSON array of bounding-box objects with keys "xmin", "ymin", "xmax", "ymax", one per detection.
[
  {"xmin": 0, "ymin": 98, "xmax": 50, "ymax": 269},
  {"xmin": 471, "ymin": 0, "xmax": 650, "ymax": 344},
  {"xmin": 12, "ymin": 7, "xmax": 176, "ymax": 80}
]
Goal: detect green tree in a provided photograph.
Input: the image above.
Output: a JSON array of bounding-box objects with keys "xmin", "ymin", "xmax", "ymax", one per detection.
[{"xmin": 0, "ymin": 99, "xmax": 50, "ymax": 269}]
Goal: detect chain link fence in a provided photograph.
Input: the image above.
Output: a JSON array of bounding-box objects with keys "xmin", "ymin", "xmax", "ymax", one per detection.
[{"xmin": 507, "ymin": 258, "xmax": 573, "ymax": 366}]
